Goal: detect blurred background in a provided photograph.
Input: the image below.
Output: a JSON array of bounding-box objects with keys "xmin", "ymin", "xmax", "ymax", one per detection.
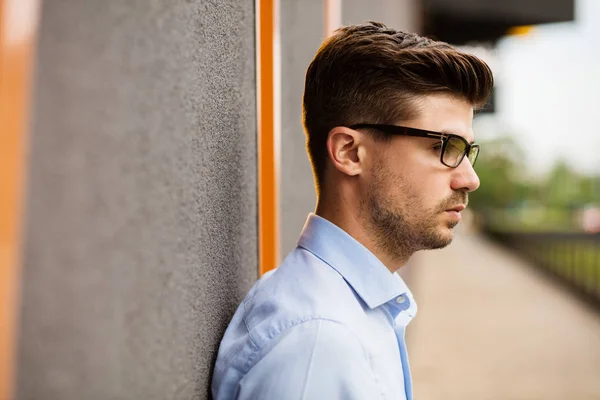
[
  {"xmin": 405, "ymin": 1, "xmax": 600, "ymax": 399},
  {"xmin": 1, "ymin": 0, "xmax": 598, "ymax": 399}
]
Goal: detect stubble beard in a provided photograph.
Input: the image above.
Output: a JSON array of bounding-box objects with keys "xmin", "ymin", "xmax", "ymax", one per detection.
[{"xmin": 363, "ymin": 167, "xmax": 465, "ymax": 262}]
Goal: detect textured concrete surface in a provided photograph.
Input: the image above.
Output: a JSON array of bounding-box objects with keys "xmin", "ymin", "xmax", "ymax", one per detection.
[
  {"xmin": 17, "ymin": 1, "xmax": 257, "ymax": 399},
  {"xmin": 408, "ymin": 232, "xmax": 600, "ymax": 400},
  {"xmin": 342, "ymin": 0, "xmax": 421, "ymax": 31},
  {"xmin": 279, "ymin": 0, "xmax": 325, "ymax": 259}
]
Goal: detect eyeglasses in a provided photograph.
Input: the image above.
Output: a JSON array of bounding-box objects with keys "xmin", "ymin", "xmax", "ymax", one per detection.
[{"xmin": 350, "ymin": 124, "xmax": 480, "ymax": 168}]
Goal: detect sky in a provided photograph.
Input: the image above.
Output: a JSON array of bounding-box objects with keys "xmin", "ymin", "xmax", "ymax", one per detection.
[{"xmin": 475, "ymin": 0, "xmax": 600, "ymax": 177}]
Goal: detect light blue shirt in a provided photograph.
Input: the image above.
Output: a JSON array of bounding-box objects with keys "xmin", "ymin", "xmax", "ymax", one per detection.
[{"xmin": 212, "ymin": 214, "xmax": 418, "ymax": 400}]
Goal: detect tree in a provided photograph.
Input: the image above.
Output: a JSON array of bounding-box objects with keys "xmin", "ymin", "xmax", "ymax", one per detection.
[{"xmin": 470, "ymin": 135, "xmax": 528, "ymax": 210}]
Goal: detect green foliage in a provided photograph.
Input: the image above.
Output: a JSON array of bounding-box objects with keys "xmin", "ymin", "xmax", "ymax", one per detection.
[
  {"xmin": 470, "ymin": 136, "xmax": 600, "ymax": 212},
  {"xmin": 545, "ymin": 161, "xmax": 587, "ymax": 208},
  {"xmin": 470, "ymin": 136, "xmax": 529, "ymax": 209}
]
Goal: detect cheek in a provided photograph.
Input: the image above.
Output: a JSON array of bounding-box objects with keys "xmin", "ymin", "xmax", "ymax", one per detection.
[
  {"xmin": 404, "ymin": 174, "xmax": 447, "ymax": 209},
  {"xmin": 378, "ymin": 154, "xmax": 449, "ymax": 208}
]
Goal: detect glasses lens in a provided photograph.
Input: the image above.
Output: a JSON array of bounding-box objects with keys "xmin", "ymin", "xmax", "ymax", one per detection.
[
  {"xmin": 442, "ymin": 137, "xmax": 468, "ymax": 167},
  {"xmin": 468, "ymin": 145, "xmax": 480, "ymax": 167}
]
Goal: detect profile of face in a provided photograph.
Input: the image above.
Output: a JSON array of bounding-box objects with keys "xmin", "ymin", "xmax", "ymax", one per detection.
[{"xmin": 360, "ymin": 94, "xmax": 480, "ymax": 260}]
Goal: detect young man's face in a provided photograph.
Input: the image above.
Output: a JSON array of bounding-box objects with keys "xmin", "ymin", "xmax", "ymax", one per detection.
[{"xmin": 361, "ymin": 94, "xmax": 480, "ymax": 259}]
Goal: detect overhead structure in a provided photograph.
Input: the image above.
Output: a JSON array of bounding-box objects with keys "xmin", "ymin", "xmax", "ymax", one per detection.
[{"xmin": 422, "ymin": 0, "xmax": 575, "ymax": 44}]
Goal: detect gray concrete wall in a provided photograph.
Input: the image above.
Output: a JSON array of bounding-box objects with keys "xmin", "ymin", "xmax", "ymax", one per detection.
[
  {"xmin": 279, "ymin": 0, "xmax": 325, "ymax": 259},
  {"xmin": 342, "ymin": 0, "xmax": 421, "ymax": 31},
  {"xmin": 16, "ymin": 1, "xmax": 257, "ymax": 399}
]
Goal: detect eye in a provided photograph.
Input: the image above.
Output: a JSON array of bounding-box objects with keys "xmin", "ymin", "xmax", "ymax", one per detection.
[{"xmin": 432, "ymin": 142, "xmax": 443, "ymax": 152}]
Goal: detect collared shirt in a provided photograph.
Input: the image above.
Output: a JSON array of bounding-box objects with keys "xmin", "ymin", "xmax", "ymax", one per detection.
[{"xmin": 212, "ymin": 214, "xmax": 418, "ymax": 400}]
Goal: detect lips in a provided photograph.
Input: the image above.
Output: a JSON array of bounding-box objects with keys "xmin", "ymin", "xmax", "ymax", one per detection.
[{"xmin": 446, "ymin": 205, "xmax": 466, "ymax": 212}]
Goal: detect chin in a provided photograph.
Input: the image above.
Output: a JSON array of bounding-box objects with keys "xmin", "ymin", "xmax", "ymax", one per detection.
[
  {"xmin": 442, "ymin": 222, "xmax": 457, "ymax": 241},
  {"xmin": 422, "ymin": 228, "xmax": 454, "ymax": 250},
  {"xmin": 438, "ymin": 232, "xmax": 454, "ymax": 248}
]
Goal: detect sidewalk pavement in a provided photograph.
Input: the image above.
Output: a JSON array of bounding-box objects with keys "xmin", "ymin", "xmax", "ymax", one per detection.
[{"xmin": 406, "ymin": 232, "xmax": 600, "ymax": 400}]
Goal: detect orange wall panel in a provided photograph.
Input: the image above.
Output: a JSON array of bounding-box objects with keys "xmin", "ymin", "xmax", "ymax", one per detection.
[
  {"xmin": 0, "ymin": 1, "xmax": 39, "ymax": 398},
  {"xmin": 258, "ymin": 0, "xmax": 280, "ymax": 275}
]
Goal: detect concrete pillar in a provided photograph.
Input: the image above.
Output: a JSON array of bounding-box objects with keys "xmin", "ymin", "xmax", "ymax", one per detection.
[
  {"xmin": 279, "ymin": 0, "xmax": 326, "ymax": 258},
  {"xmin": 16, "ymin": 1, "xmax": 257, "ymax": 399},
  {"xmin": 342, "ymin": 0, "xmax": 421, "ymax": 31}
]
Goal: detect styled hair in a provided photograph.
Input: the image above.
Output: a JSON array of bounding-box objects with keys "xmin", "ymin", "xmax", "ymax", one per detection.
[{"xmin": 302, "ymin": 21, "xmax": 494, "ymax": 191}]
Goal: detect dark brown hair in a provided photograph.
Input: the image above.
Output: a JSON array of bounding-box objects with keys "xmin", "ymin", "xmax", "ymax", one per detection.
[{"xmin": 302, "ymin": 21, "xmax": 494, "ymax": 191}]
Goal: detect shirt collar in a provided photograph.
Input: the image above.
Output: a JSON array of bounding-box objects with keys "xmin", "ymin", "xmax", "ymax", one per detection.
[{"xmin": 297, "ymin": 213, "xmax": 414, "ymax": 314}]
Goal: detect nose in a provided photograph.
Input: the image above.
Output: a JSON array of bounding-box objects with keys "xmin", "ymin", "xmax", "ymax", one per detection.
[{"xmin": 450, "ymin": 157, "xmax": 480, "ymax": 192}]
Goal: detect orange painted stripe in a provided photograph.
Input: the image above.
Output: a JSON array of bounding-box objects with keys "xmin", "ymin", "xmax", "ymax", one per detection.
[
  {"xmin": 0, "ymin": 1, "xmax": 39, "ymax": 398},
  {"xmin": 257, "ymin": 0, "xmax": 279, "ymax": 275}
]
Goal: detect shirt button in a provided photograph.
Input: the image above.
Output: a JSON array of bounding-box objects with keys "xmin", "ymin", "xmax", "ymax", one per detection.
[{"xmin": 396, "ymin": 296, "xmax": 406, "ymax": 304}]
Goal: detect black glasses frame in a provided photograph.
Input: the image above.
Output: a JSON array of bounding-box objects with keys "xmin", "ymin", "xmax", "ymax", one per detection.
[{"xmin": 350, "ymin": 123, "xmax": 480, "ymax": 168}]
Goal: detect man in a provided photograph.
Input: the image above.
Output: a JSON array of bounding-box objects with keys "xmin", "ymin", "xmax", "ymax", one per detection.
[{"xmin": 212, "ymin": 22, "xmax": 493, "ymax": 399}]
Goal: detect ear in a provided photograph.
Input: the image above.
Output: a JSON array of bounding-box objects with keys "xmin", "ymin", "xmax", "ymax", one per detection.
[{"xmin": 326, "ymin": 126, "xmax": 364, "ymax": 177}]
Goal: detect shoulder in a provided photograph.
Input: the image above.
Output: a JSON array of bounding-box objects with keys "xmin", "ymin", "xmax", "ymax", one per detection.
[
  {"xmin": 235, "ymin": 319, "xmax": 378, "ymax": 400},
  {"xmin": 260, "ymin": 317, "xmax": 368, "ymax": 362},
  {"xmin": 213, "ymin": 248, "xmax": 372, "ymax": 399},
  {"xmin": 243, "ymin": 248, "xmax": 366, "ymax": 344}
]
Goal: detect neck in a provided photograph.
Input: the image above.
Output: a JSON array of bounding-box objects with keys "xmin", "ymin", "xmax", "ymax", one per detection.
[{"xmin": 315, "ymin": 192, "xmax": 410, "ymax": 273}]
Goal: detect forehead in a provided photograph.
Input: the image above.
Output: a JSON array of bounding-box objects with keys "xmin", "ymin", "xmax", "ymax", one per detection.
[{"xmin": 399, "ymin": 94, "xmax": 475, "ymax": 142}]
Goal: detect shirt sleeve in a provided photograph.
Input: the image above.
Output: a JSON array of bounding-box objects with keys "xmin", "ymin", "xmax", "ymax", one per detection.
[{"xmin": 234, "ymin": 319, "xmax": 379, "ymax": 400}]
